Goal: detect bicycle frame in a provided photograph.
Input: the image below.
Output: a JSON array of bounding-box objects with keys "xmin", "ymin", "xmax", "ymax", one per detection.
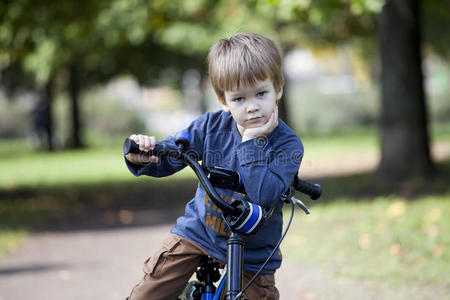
[{"xmin": 180, "ymin": 233, "xmax": 244, "ymax": 300}]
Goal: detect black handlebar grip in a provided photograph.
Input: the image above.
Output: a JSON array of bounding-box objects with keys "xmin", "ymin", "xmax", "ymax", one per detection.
[
  {"xmin": 294, "ymin": 178, "xmax": 322, "ymax": 200},
  {"xmin": 123, "ymin": 137, "xmax": 169, "ymax": 158},
  {"xmin": 123, "ymin": 137, "xmax": 141, "ymax": 155}
]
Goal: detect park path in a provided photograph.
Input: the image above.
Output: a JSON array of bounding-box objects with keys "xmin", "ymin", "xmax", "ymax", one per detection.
[
  {"xmin": 0, "ymin": 223, "xmax": 378, "ymax": 300},
  {"xmin": 1, "ymin": 142, "xmax": 449, "ymax": 300}
]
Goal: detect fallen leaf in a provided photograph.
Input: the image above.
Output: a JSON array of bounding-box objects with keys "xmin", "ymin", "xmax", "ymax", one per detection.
[
  {"xmin": 386, "ymin": 200, "xmax": 406, "ymax": 219},
  {"xmin": 359, "ymin": 233, "xmax": 371, "ymax": 249}
]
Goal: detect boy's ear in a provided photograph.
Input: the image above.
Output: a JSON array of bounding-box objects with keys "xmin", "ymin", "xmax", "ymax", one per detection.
[{"xmin": 276, "ymin": 87, "xmax": 284, "ymax": 100}]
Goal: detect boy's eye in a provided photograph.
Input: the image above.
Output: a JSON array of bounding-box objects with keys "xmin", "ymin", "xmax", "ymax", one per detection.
[
  {"xmin": 233, "ymin": 97, "xmax": 244, "ymax": 102},
  {"xmin": 257, "ymin": 91, "xmax": 267, "ymax": 97}
]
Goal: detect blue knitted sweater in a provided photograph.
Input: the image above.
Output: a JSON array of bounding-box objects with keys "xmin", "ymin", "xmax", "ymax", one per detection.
[{"xmin": 126, "ymin": 110, "xmax": 303, "ymax": 274}]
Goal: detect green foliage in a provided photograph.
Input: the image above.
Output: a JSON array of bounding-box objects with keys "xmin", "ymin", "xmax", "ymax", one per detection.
[
  {"xmin": 423, "ymin": 0, "xmax": 450, "ymax": 57},
  {"xmin": 1, "ymin": 0, "xmax": 106, "ymax": 83},
  {"xmin": 1, "ymin": 0, "xmax": 204, "ymax": 91},
  {"xmin": 2, "ymin": 0, "xmax": 449, "ymax": 86},
  {"xmin": 253, "ymin": 0, "xmax": 381, "ymax": 48}
]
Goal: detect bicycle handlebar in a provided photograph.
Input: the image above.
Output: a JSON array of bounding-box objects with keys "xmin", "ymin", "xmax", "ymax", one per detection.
[
  {"xmin": 123, "ymin": 137, "xmax": 168, "ymax": 158},
  {"xmin": 293, "ymin": 177, "xmax": 322, "ymax": 200},
  {"xmin": 124, "ymin": 137, "xmax": 238, "ymax": 214},
  {"xmin": 123, "ymin": 137, "xmax": 322, "ymax": 214}
]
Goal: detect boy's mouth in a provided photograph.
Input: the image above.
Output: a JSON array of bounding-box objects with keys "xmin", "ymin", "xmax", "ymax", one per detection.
[{"xmin": 247, "ymin": 116, "xmax": 263, "ymax": 122}]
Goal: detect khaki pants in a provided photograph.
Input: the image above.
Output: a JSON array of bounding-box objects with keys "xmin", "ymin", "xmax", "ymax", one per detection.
[{"xmin": 126, "ymin": 234, "xmax": 279, "ymax": 300}]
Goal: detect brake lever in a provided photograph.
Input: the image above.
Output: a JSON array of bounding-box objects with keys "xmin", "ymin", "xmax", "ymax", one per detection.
[
  {"xmin": 291, "ymin": 197, "xmax": 310, "ymax": 215},
  {"xmin": 280, "ymin": 187, "xmax": 310, "ymax": 215}
]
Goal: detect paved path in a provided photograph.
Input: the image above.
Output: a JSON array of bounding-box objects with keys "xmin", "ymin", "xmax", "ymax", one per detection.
[{"xmin": 0, "ymin": 225, "xmax": 169, "ymax": 300}]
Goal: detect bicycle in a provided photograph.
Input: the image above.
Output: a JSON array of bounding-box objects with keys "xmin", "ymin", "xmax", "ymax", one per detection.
[{"xmin": 123, "ymin": 131, "xmax": 322, "ymax": 300}]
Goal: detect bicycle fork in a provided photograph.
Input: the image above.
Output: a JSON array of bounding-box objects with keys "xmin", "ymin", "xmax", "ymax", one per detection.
[{"xmin": 226, "ymin": 232, "xmax": 244, "ymax": 300}]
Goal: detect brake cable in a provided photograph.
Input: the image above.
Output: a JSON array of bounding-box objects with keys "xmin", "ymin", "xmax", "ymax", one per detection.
[{"xmin": 233, "ymin": 198, "xmax": 296, "ymax": 300}]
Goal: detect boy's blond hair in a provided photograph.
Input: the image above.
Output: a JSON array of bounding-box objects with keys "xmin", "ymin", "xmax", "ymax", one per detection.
[{"xmin": 208, "ymin": 32, "xmax": 284, "ymax": 104}]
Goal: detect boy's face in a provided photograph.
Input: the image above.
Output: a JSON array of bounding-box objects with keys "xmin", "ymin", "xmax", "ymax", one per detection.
[{"xmin": 222, "ymin": 78, "xmax": 283, "ymax": 135}]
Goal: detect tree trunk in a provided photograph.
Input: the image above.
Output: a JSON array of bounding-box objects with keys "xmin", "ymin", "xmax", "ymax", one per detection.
[
  {"xmin": 68, "ymin": 64, "xmax": 83, "ymax": 148},
  {"xmin": 33, "ymin": 79, "xmax": 54, "ymax": 151},
  {"xmin": 377, "ymin": 0, "xmax": 433, "ymax": 180}
]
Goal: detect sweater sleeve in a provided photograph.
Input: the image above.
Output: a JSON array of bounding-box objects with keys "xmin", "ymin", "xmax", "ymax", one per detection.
[
  {"xmin": 124, "ymin": 112, "xmax": 209, "ymax": 178},
  {"xmin": 236, "ymin": 130, "xmax": 303, "ymax": 208}
]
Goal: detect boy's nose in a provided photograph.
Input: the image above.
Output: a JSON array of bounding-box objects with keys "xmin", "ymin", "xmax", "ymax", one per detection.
[{"xmin": 246, "ymin": 101, "xmax": 259, "ymax": 113}]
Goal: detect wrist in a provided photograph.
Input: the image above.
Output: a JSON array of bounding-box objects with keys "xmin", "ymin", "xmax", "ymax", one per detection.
[
  {"xmin": 242, "ymin": 135, "xmax": 252, "ymax": 142},
  {"xmin": 242, "ymin": 133, "xmax": 260, "ymax": 142}
]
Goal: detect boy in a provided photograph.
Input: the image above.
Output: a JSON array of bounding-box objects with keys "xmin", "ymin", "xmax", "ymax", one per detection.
[{"xmin": 125, "ymin": 32, "xmax": 303, "ymax": 300}]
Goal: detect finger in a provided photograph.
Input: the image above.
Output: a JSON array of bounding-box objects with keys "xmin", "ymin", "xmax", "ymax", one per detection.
[
  {"xmin": 150, "ymin": 136, "xmax": 156, "ymax": 150},
  {"xmin": 143, "ymin": 136, "xmax": 151, "ymax": 152},
  {"xmin": 130, "ymin": 134, "xmax": 138, "ymax": 143},
  {"xmin": 269, "ymin": 109, "xmax": 276, "ymax": 123},
  {"xmin": 273, "ymin": 106, "xmax": 279, "ymax": 126},
  {"xmin": 261, "ymin": 110, "xmax": 277, "ymax": 134},
  {"xmin": 270, "ymin": 106, "xmax": 278, "ymax": 127},
  {"xmin": 126, "ymin": 153, "xmax": 140, "ymax": 164},
  {"xmin": 262, "ymin": 111, "xmax": 275, "ymax": 131},
  {"xmin": 138, "ymin": 135, "xmax": 145, "ymax": 151}
]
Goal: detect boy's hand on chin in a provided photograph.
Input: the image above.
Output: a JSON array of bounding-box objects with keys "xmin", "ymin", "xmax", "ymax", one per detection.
[{"xmin": 242, "ymin": 106, "xmax": 279, "ymax": 142}]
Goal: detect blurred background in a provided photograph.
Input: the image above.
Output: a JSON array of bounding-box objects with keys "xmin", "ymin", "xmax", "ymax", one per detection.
[{"xmin": 0, "ymin": 0, "xmax": 449, "ymax": 299}]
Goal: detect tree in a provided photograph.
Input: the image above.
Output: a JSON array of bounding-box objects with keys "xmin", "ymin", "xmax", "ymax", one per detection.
[
  {"xmin": 377, "ymin": 0, "xmax": 433, "ymax": 179},
  {"xmin": 0, "ymin": 0, "xmax": 110, "ymax": 148},
  {"xmin": 0, "ymin": 0, "xmax": 207, "ymax": 148}
]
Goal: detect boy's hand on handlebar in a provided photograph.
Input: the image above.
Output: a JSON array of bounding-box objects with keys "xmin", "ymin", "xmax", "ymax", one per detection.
[
  {"xmin": 242, "ymin": 106, "xmax": 278, "ymax": 142},
  {"xmin": 125, "ymin": 134, "xmax": 159, "ymax": 165}
]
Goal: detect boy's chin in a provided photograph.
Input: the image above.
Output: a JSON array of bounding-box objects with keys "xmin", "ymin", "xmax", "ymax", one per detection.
[{"xmin": 242, "ymin": 124, "xmax": 262, "ymax": 131}]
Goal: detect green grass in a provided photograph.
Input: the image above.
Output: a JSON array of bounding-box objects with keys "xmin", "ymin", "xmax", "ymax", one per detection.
[
  {"xmin": 433, "ymin": 122, "xmax": 450, "ymax": 142},
  {"xmin": 0, "ymin": 135, "xmax": 193, "ymax": 190},
  {"xmin": 0, "ymin": 229, "xmax": 27, "ymax": 255},
  {"xmin": 282, "ymin": 157, "xmax": 450, "ymax": 295},
  {"xmin": 284, "ymin": 195, "xmax": 450, "ymax": 286},
  {"xmin": 301, "ymin": 126, "xmax": 379, "ymax": 161}
]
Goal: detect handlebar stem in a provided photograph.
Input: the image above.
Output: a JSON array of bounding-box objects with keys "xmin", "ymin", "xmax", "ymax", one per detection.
[{"xmin": 181, "ymin": 152, "xmax": 239, "ymax": 215}]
